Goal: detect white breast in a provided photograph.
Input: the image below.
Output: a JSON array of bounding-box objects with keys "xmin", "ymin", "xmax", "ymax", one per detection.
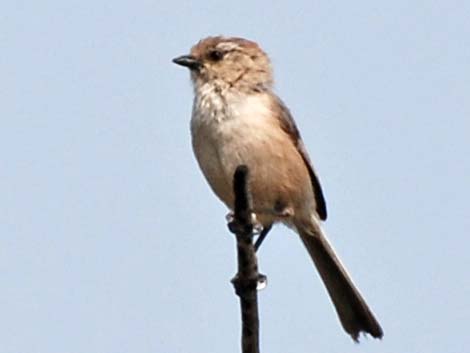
[
  {"xmin": 190, "ymin": 87, "xmax": 274, "ymax": 204},
  {"xmin": 189, "ymin": 84, "xmax": 316, "ymax": 221}
]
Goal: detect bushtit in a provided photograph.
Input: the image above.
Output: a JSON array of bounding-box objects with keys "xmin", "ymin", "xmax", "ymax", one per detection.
[{"xmin": 173, "ymin": 36, "xmax": 383, "ymax": 341}]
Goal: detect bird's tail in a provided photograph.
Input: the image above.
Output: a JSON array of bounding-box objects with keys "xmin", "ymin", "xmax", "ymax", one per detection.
[{"xmin": 296, "ymin": 219, "xmax": 383, "ymax": 341}]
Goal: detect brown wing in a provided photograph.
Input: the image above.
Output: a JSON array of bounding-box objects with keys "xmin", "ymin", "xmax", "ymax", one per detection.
[{"xmin": 274, "ymin": 96, "xmax": 328, "ymax": 220}]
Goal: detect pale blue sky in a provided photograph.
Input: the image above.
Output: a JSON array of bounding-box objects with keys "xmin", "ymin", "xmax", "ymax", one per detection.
[{"xmin": 1, "ymin": 1, "xmax": 469, "ymax": 352}]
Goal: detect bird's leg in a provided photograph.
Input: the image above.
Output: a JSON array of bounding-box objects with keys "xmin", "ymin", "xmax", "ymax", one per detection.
[
  {"xmin": 254, "ymin": 224, "xmax": 272, "ymax": 252},
  {"xmin": 253, "ymin": 203, "xmax": 293, "ymax": 251}
]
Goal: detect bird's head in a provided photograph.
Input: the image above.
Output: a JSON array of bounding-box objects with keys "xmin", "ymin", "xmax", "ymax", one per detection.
[{"xmin": 173, "ymin": 36, "xmax": 273, "ymax": 93}]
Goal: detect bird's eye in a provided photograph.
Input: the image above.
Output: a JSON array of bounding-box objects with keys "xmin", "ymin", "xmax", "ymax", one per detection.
[{"xmin": 209, "ymin": 50, "xmax": 224, "ymax": 61}]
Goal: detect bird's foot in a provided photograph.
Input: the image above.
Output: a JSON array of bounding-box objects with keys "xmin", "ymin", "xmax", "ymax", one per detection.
[{"xmin": 226, "ymin": 211, "xmax": 263, "ymax": 236}]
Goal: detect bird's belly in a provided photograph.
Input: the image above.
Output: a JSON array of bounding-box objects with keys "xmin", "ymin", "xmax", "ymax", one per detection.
[{"xmin": 192, "ymin": 116, "xmax": 314, "ymax": 225}]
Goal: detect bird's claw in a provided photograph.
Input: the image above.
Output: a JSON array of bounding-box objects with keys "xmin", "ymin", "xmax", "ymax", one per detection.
[{"xmin": 226, "ymin": 211, "xmax": 263, "ymax": 236}]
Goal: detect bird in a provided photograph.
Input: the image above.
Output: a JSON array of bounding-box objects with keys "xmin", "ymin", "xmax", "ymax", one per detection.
[{"xmin": 172, "ymin": 36, "xmax": 383, "ymax": 341}]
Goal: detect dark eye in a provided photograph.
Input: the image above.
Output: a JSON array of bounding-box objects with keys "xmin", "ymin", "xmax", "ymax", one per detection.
[{"xmin": 209, "ymin": 50, "xmax": 224, "ymax": 61}]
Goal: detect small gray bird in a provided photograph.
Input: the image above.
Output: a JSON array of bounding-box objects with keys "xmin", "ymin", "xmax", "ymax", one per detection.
[{"xmin": 173, "ymin": 36, "xmax": 383, "ymax": 341}]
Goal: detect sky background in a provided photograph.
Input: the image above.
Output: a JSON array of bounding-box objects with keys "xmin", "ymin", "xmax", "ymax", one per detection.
[{"xmin": 1, "ymin": 1, "xmax": 469, "ymax": 352}]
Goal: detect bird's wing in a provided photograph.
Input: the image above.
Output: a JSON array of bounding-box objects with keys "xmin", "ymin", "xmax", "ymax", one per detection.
[{"xmin": 274, "ymin": 96, "xmax": 328, "ymax": 220}]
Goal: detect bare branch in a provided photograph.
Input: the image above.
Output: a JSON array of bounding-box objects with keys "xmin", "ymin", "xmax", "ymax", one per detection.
[{"xmin": 228, "ymin": 165, "xmax": 263, "ymax": 353}]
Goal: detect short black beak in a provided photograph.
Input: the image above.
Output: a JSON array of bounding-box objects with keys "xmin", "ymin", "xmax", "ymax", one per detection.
[{"xmin": 172, "ymin": 55, "xmax": 201, "ymax": 70}]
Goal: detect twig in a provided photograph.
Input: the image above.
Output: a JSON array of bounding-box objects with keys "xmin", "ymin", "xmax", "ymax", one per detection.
[{"xmin": 228, "ymin": 165, "xmax": 263, "ymax": 353}]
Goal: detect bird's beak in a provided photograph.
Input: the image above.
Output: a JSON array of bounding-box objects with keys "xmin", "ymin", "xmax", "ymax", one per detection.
[{"xmin": 172, "ymin": 55, "xmax": 201, "ymax": 70}]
